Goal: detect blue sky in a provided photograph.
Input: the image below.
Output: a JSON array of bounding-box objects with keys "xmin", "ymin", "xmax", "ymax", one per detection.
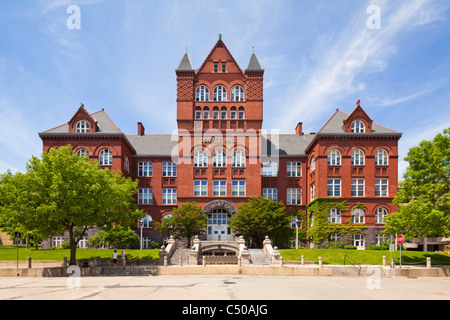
[{"xmin": 0, "ymin": 0, "xmax": 449, "ymax": 178}]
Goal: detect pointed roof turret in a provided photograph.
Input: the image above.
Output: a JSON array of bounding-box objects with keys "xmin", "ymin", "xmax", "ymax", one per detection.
[
  {"xmin": 176, "ymin": 52, "xmax": 195, "ymax": 72},
  {"xmin": 245, "ymin": 52, "xmax": 264, "ymax": 73}
]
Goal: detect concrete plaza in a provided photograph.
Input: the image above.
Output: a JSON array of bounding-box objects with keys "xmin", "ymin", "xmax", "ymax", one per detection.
[{"xmin": 0, "ymin": 275, "xmax": 449, "ymax": 300}]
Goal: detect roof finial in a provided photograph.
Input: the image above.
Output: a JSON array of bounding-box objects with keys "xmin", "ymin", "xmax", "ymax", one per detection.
[
  {"xmin": 219, "ymin": 33, "xmax": 222, "ymax": 41},
  {"xmin": 185, "ymin": 46, "xmax": 188, "ymax": 54},
  {"xmin": 252, "ymin": 46, "xmax": 255, "ymax": 54},
  {"xmin": 80, "ymin": 103, "xmax": 84, "ymax": 108},
  {"xmin": 356, "ymin": 99, "xmax": 361, "ymax": 106}
]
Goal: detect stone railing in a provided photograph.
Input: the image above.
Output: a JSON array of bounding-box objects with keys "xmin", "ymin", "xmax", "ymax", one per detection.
[
  {"xmin": 189, "ymin": 236, "xmax": 200, "ymax": 265},
  {"xmin": 263, "ymin": 236, "xmax": 282, "ymax": 265},
  {"xmin": 238, "ymin": 236, "xmax": 251, "ymax": 266},
  {"xmin": 159, "ymin": 236, "xmax": 176, "ymax": 265}
]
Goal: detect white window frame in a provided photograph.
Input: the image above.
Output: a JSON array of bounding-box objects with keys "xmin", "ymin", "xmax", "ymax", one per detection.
[
  {"xmin": 327, "ymin": 178, "xmax": 341, "ymax": 197},
  {"xmin": 375, "ymin": 207, "xmax": 388, "ymax": 224},
  {"xmin": 353, "ymin": 234, "xmax": 365, "ymax": 249},
  {"xmin": 138, "ymin": 162, "xmax": 153, "ymax": 177},
  {"xmin": 375, "ymin": 149, "xmax": 389, "ymax": 165},
  {"xmin": 195, "ymin": 85, "xmax": 209, "ymax": 101},
  {"xmin": 99, "ymin": 148, "xmax": 113, "ymax": 166},
  {"xmin": 162, "ymin": 188, "xmax": 177, "ymax": 205},
  {"xmin": 232, "ymin": 149, "xmax": 246, "ymax": 168},
  {"xmin": 262, "ymin": 162, "xmax": 278, "ymax": 177},
  {"xmin": 287, "ymin": 188, "xmax": 301, "ymax": 205},
  {"xmin": 310, "ymin": 183, "xmax": 315, "ymax": 200},
  {"xmin": 375, "ymin": 178, "xmax": 389, "ymax": 197},
  {"xmin": 327, "ymin": 149, "xmax": 341, "ymax": 165},
  {"xmin": 351, "ymin": 149, "xmax": 365, "ymax": 165},
  {"xmin": 232, "ymin": 180, "xmax": 246, "ymax": 197},
  {"xmin": 194, "ymin": 180, "xmax": 207, "ymax": 197},
  {"xmin": 287, "ymin": 162, "xmax": 302, "ymax": 177},
  {"xmin": 230, "ymin": 85, "xmax": 245, "ymax": 101},
  {"xmin": 328, "ymin": 208, "xmax": 341, "ymax": 223},
  {"xmin": 213, "ymin": 180, "xmax": 227, "ymax": 197},
  {"xmin": 310, "ymin": 156, "xmax": 316, "ymax": 172},
  {"xmin": 162, "ymin": 162, "xmax": 177, "ymax": 177},
  {"xmin": 263, "ymin": 188, "xmax": 278, "ymax": 201},
  {"xmin": 194, "ymin": 150, "xmax": 208, "ymax": 167},
  {"xmin": 76, "ymin": 148, "xmax": 89, "ymax": 159},
  {"xmin": 213, "ymin": 85, "xmax": 227, "ymax": 101},
  {"xmin": 213, "ymin": 149, "xmax": 226, "ymax": 167},
  {"xmin": 138, "ymin": 188, "xmax": 153, "ymax": 205},
  {"xmin": 351, "ymin": 208, "xmax": 365, "ymax": 224},
  {"xmin": 351, "ymin": 120, "xmax": 365, "ymax": 133},
  {"xmin": 351, "ymin": 178, "xmax": 365, "ymax": 197},
  {"xmin": 76, "ymin": 120, "xmax": 90, "ymax": 133}
]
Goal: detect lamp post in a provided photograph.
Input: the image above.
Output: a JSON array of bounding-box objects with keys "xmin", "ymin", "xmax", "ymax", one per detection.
[
  {"xmin": 139, "ymin": 219, "xmax": 144, "ymax": 250},
  {"xmin": 294, "ymin": 217, "xmax": 299, "ymax": 250}
]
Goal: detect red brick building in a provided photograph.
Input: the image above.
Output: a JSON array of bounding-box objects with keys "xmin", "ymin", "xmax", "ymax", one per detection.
[{"xmin": 39, "ymin": 37, "xmax": 401, "ymax": 249}]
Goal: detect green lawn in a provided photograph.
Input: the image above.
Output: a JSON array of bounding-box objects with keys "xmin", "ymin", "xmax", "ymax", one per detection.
[
  {"xmin": 279, "ymin": 248, "xmax": 450, "ymax": 266},
  {"xmin": 0, "ymin": 246, "xmax": 160, "ymax": 261}
]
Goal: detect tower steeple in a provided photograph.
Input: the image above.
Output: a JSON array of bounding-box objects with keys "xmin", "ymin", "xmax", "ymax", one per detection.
[{"xmin": 176, "ymin": 52, "xmax": 195, "ymax": 72}]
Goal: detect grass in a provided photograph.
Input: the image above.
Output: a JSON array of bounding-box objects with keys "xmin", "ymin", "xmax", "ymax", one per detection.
[
  {"xmin": 0, "ymin": 246, "xmax": 160, "ymax": 262},
  {"xmin": 279, "ymin": 248, "xmax": 450, "ymax": 266}
]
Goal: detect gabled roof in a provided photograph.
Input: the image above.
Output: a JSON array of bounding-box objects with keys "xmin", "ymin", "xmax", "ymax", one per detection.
[{"xmin": 40, "ymin": 108, "xmax": 122, "ymax": 135}]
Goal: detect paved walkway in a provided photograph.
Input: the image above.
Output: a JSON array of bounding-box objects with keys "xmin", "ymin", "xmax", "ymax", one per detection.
[{"xmin": 0, "ymin": 275, "xmax": 449, "ymax": 300}]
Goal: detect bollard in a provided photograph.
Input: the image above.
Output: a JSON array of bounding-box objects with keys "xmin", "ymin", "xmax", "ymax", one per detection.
[
  {"xmin": 164, "ymin": 255, "xmax": 168, "ymax": 267},
  {"xmin": 391, "ymin": 258, "xmax": 395, "ymax": 268},
  {"xmin": 427, "ymin": 257, "xmax": 431, "ymax": 269},
  {"xmin": 280, "ymin": 257, "xmax": 284, "ymax": 267},
  {"xmin": 319, "ymin": 256, "xmax": 323, "ymax": 268},
  {"xmin": 238, "ymin": 256, "xmax": 241, "ymax": 267},
  {"xmin": 179, "ymin": 256, "xmax": 183, "ymax": 266},
  {"xmin": 202, "ymin": 256, "xmax": 206, "ymax": 267},
  {"xmin": 382, "ymin": 256, "xmax": 386, "ymax": 267},
  {"xmin": 27, "ymin": 257, "xmax": 32, "ymax": 269},
  {"xmin": 301, "ymin": 255, "xmax": 304, "ymax": 266}
]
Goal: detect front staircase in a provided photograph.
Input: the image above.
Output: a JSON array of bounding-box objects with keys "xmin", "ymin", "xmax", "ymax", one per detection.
[
  {"xmin": 100, "ymin": 265, "xmax": 157, "ymax": 276},
  {"xmin": 169, "ymin": 249, "xmax": 191, "ymax": 266},
  {"xmin": 248, "ymin": 249, "xmax": 272, "ymax": 265}
]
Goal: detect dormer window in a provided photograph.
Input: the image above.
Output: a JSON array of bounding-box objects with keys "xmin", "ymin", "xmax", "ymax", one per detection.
[
  {"xmin": 76, "ymin": 120, "xmax": 90, "ymax": 133},
  {"xmin": 351, "ymin": 120, "xmax": 365, "ymax": 133}
]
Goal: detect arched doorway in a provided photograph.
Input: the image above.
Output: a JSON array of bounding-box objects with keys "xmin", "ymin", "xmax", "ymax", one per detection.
[{"xmin": 203, "ymin": 200, "xmax": 236, "ymax": 241}]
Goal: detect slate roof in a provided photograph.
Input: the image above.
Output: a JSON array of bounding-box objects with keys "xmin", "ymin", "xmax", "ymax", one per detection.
[
  {"xmin": 245, "ymin": 53, "xmax": 264, "ymax": 72},
  {"xmin": 176, "ymin": 53, "xmax": 195, "ymax": 72},
  {"xmin": 125, "ymin": 134, "xmax": 178, "ymax": 157}
]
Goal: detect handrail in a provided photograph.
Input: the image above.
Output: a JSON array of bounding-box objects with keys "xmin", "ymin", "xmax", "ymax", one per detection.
[{"xmin": 344, "ymin": 255, "xmax": 361, "ymax": 275}]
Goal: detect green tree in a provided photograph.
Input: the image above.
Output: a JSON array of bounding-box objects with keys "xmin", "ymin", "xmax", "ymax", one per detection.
[
  {"xmin": 230, "ymin": 197, "xmax": 292, "ymax": 247},
  {"xmin": 386, "ymin": 127, "xmax": 450, "ymax": 239},
  {"xmin": 0, "ymin": 146, "xmax": 144, "ymax": 265},
  {"xmin": 88, "ymin": 226, "xmax": 140, "ymax": 248},
  {"xmin": 154, "ymin": 202, "xmax": 207, "ymax": 247}
]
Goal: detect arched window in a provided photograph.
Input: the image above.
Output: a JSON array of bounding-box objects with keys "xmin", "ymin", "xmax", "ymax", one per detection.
[
  {"xmin": 76, "ymin": 148, "xmax": 89, "ymax": 159},
  {"xmin": 213, "ymin": 149, "xmax": 226, "ymax": 167},
  {"xmin": 328, "ymin": 208, "xmax": 341, "ymax": 223},
  {"xmin": 351, "ymin": 120, "xmax": 365, "ymax": 133},
  {"xmin": 124, "ymin": 156, "xmax": 130, "ymax": 173},
  {"xmin": 238, "ymin": 107, "xmax": 245, "ymax": 119},
  {"xmin": 99, "ymin": 148, "xmax": 113, "ymax": 166},
  {"xmin": 141, "ymin": 214, "xmax": 153, "ymax": 228},
  {"xmin": 310, "ymin": 156, "xmax": 316, "ymax": 172},
  {"xmin": 212, "ymin": 107, "xmax": 220, "ymax": 119},
  {"xmin": 196, "ymin": 85, "xmax": 209, "ymax": 101},
  {"xmin": 232, "ymin": 149, "xmax": 246, "ymax": 167},
  {"xmin": 231, "ymin": 85, "xmax": 245, "ymax": 101},
  {"xmin": 351, "ymin": 208, "xmax": 365, "ymax": 224},
  {"xmin": 76, "ymin": 121, "xmax": 89, "ymax": 133},
  {"xmin": 213, "ymin": 85, "xmax": 227, "ymax": 102},
  {"xmin": 351, "ymin": 149, "xmax": 365, "ymax": 165},
  {"xmin": 375, "ymin": 207, "xmax": 388, "ymax": 224},
  {"xmin": 194, "ymin": 149, "xmax": 208, "ymax": 167},
  {"xmin": 230, "ymin": 107, "xmax": 237, "ymax": 119},
  {"xmin": 375, "ymin": 148, "xmax": 389, "ymax": 165},
  {"xmin": 327, "ymin": 149, "xmax": 341, "ymax": 165},
  {"xmin": 203, "ymin": 107, "xmax": 209, "ymax": 119}
]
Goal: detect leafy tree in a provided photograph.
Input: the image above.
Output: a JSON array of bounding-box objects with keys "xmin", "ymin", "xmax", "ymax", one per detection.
[
  {"xmin": 88, "ymin": 226, "xmax": 140, "ymax": 248},
  {"xmin": 230, "ymin": 197, "xmax": 293, "ymax": 247},
  {"xmin": 154, "ymin": 202, "xmax": 207, "ymax": 247},
  {"xmin": 0, "ymin": 146, "xmax": 144, "ymax": 265},
  {"xmin": 386, "ymin": 127, "xmax": 450, "ymax": 239}
]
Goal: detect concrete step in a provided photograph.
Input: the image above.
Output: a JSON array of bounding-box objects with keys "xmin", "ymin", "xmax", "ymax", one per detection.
[
  {"xmin": 100, "ymin": 266, "xmax": 157, "ymax": 276},
  {"xmin": 248, "ymin": 249, "xmax": 271, "ymax": 265},
  {"xmin": 169, "ymin": 249, "xmax": 191, "ymax": 265}
]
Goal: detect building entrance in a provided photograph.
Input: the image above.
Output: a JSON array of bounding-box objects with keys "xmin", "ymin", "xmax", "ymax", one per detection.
[{"xmin": 207, "ymin": 209, "xmax": 232, "ymax": 241}]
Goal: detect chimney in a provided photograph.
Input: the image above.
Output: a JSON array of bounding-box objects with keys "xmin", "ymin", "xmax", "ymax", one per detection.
[
  {"xmin": 138, "ymin": 122, "xmax": 145, "ymax": 136},
  {"xmin": 295, "ymin": 122, "xmax": 303, "ymax": 135}
]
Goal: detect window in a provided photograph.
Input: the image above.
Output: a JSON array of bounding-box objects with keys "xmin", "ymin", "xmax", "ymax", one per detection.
[
  {"xmin": 76, "ymin": 120, "xmax": 89, "ymax": 133},
  {"xmin": 213, "ymin": 149, "xmax": 226, "ymax": 167},
  {"xmin": 213, "ymin": 180, "xmax": 227, "ymax": 197},
  {"xmin": 231, "ymin": 86, "xmax": 245, "ymax": 101},
  {"xmin": 230, "ymin": 107, "xmax": 237, "ymax": 119},
  {"xmin": 195, "ymin": 85, "xmax": 209, "ymax": 101},
  {"xmin": 195, "ymin": 107, "xmax": 202, "ymax": 119},
  {"xmin": 263, "ymin": 188, "xmax": 278, "ymax": 201},
  {"xmin": 351, "ymin": 120, "xmax": 365, "ymax": 133},
  {"xmin": 351, "ymin": 208, "xmax": 365, "ymax": 224},
  {"xmin": 262, "ymin": 162, "xmax": 278, "ymax": 177},
  {"xmin": 351, "ymin": 149, "xmax": 365, "ymax": 165},
  {"xmin": 232, "ymin": 149, "xmax": 246, "ymax": 167},
  {"xmin": 221, "ymin": 108, "xmax": 227, "ymax": 119},
  {"xmin": 141, "ymin": 215, "xmax": 153, "ymax": 228},
  {"xmin": 375, "ymin": 178, "xmax": 388, "ymax": 197},
  {"xmin": 138, "ymin": 162, "xmax": 153, "ymax": 177},
  {"xmin": 99, "ymin": 149, "xmax": 113, "ymax": 166},
  {"xmin": 76, "ymin": 148, "xmax": 89, "ymax": 159},
  {"xmin": 287, "ymin": 188, "xmax": 301, "ymax": 205},
  {"xmin": 375, "ymin": 207, "xmax": 388, "ymax": 224},
  {"xmin": 351, "ymin": 178, "xmax": 365, "ymax": 197},
  {"xmin": 287, "ymin": 162, "xmax": 302, "ymax": 177},
  {"xmin": 203, "ymin": 108, "xmax": 209, "ymax": 119},
  {"xmin": 138, "ymin": 189, "xmax": 153, "ymax": 205},
  {"xmin": 353, "ymin": 234, "xmax": 364, "ymax": 249},
  {"xmin": 328, "ymin": 208, "xmax": 341, "ymax": 223},
  {"xmin": 52, "ymin": 236, "xmax": 64, "ymax": 248},
  {"xmin": 375, "ymin": 149, "xmax": 389, "ymax": 165},
  {"xmin": 310, "ymin": 156, "xmax": 316, "ymax": 172},
  {"xmin": 194, "ymin": 180, "xmax": 207, "ymax": 197},
  {"xmin": 327, "ymin": 149, "xmax": 341, "ymax": 165},
  {"xmin": 327, "ymin": 178, "xmax": 341, "ymax": 197},
  {"xmin": 232, "ymin": 180, "xmax": 246, "ymax": 197},
  {"xmin": 222, "ymin": 63, "xmax": 226, "ymax": 73},
  {"xmin": 310, "ymin": 183, "xmax": 315, "ymax": 200},
  {"xmin": 213, "ymin": 63, "xmax": 218, "ymax": 73},
  {"xmin": 163, "ymin": 162, "xmax": 177, "ymax": 177},
  {"xmin": 162, "ymin": 189, "xmax": 177, "ymax": 205},
  {"xmin": 194, "ymin": 150, "xmax": 208, "ymax": 167},
  {"xmin": 238, "ymin": 107, "xmax": 245, "ymax": 119},
  {"xmin": 213, "ymin": 85, "xmax": 227, "ymax": 101},
  {"xmin": 213, "ymin": 107, "xmax": 219, "ymax": 119},
  {"xmin": 124, "ymin": 156, "xmax": 130, "ymax": 173}
]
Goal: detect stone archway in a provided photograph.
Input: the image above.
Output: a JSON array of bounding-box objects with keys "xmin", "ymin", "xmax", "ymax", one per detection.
[{"xmin": 203, "ymin": 200, "xmax": 237, "ymax": 241}]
